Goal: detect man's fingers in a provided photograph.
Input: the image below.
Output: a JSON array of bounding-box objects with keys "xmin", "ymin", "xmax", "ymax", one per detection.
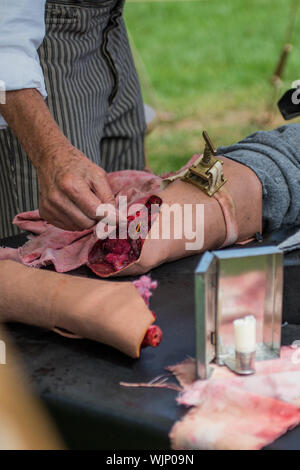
[
  {"xmin": 60, "ymin": 172, "xmax": 115, "ymax": 221},
  {"xmin": 68, "ymin": 183, "xmax": 105, "ymax": 220},
  {"xmin": 47, "ymin": 191, "xmax": 96, "ymax": 230},
  {"xmin": 91, "ymin": 170, "xmax": 116, "ymax": 206},
  {"xmin": 38, "ymin": 158, "xmax": 118, "ymax": 230},
  {"xmin": 39, "ymin": 203, "xmax": 81, "ymax": 231},
  {"xmin": 50, "ymin": 217, "xmax": 81, "ymax": 232},
  {"xmin": 91, "ymin": 171, "xmax": 118, "ymax": 224}
]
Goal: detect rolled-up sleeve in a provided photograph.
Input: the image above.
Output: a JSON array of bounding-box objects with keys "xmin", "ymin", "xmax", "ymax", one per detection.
[
  {"xmin": 218, "ymin": 124, "xmax": 300, "ymax": 233},
  {"xmin": 0, "ymin": 0, "xmax": 47, "ymax": 128}
]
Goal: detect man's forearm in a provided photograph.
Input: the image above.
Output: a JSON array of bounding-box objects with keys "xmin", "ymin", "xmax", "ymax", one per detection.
[
  {"xmin": 0, "ymin": 88, "xmax": 115, "ymax": 231},
  {"xmin": 0, "ymin": 89, "xmax": 70, "ymax": 168}
]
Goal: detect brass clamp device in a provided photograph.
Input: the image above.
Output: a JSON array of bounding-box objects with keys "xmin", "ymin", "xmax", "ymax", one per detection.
[{"xmin": 181, "ymin": 131, "xmax": 227, "ymax": 196}]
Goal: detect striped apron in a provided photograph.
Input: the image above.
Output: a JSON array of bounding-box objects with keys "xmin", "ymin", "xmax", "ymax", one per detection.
[{"xmin": 0, "ymin": 0, "xmax": 146, "ymax": 239}]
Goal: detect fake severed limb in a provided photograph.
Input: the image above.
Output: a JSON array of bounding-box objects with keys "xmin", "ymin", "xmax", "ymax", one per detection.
[{"xmin": 0, "ymin": 260, "xmax": 157, "ymax": 358}]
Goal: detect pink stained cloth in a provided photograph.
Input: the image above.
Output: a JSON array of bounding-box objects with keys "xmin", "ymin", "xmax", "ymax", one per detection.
[
  {"xmin": 0, "ymin": 170, "xmax": 162, "ymax": 275},
  {"xmin": 168, "ymin": 346, "xmax": 300, "ymax": 450},
  {"xmin": 170, "ymin": 384, "xmax": 300, "ymax": 451},
  {"xmin": 120, "ymin": 346, "xmax": 300, "ymax": 450}
]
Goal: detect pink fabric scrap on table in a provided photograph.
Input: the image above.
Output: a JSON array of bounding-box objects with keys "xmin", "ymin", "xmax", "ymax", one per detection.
[
  {"xmin": 170, "ymin": 383, "xmax": 300, "ymax": 451},
  {"xmin": 132, "ymin": 275, "xmax": 162, "ymax": 349},
  {"xmin": 170, "ymin": 347, "xmax": 300, "ymax": 450},
  {"xmin": 0, "ymin": 170, "xmax": 162, "ymax": 276},
  {"xmin": 132, "ymin": 275, "xmax": 158, "ymax": 307},
  {"xmin": 121, "ymin": 346, "xmax": 300, "ymax": 450}
]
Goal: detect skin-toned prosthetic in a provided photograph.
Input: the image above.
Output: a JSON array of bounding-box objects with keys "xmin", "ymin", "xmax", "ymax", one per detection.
[
  {"xmin": 109, "ymin": 156, "xmax": 263, "ymax": 276},
  {"xmin": 0, "ymin": 260, "xmax": 157, "ymax": 358}
]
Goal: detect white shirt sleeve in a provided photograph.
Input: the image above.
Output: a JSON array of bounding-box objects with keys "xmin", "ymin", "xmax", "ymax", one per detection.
[{"xmin": 0, "ymin": 0, "xmax": 47, "ymax": 128}]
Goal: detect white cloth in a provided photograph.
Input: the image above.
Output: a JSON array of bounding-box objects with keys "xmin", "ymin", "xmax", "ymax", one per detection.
[{"xmin": 0, "ymin": 0, "xmax": 47, "ymax": 128}]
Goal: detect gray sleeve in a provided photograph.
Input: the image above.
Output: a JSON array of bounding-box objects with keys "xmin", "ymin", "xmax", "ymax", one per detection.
[{"xmin": 217, "ymin": 123, "xmax": 300, "ymax": 232}]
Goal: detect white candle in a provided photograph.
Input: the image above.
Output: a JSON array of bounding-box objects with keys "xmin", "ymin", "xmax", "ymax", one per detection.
[{"xmin": 234, "ymin": 315, "xmax": 256, "ymax": 353}]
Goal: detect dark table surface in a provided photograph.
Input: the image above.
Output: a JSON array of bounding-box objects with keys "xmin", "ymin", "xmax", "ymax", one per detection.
[{"xmin": 2, "ymin": 229, "xmax": 300, "ymax": 450}]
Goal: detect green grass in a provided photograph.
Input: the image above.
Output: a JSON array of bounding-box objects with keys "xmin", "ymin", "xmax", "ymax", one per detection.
[{"xmin": 124, "ymin": 0, "xmax": 300, "ymax": 173}]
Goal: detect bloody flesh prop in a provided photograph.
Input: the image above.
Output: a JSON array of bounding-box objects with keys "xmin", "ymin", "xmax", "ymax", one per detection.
[{"xmin": 87, "ymin": 195, "xmax": 162, "ymax": 276}]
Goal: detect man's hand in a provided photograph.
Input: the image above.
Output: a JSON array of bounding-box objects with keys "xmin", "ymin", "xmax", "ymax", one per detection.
[
  {"xmin": 37, "ymin": 144, "xmax": 115, "ymax": 231},
  {"xmin": 0, "ymin": 89, "xmax": 115, "ymax": 231}
]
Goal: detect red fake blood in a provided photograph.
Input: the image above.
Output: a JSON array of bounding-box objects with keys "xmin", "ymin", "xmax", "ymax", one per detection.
[
  {"xmin": 88, "ymin": 195, "xmax": 162, "ymax": 276},
  {"xmin": 141, "ymin": 324, "xmax": 163, "ymax": 348},
  {"xmin": 142, "ymin": 310, "xmax": 162, "ymax": 349}
]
